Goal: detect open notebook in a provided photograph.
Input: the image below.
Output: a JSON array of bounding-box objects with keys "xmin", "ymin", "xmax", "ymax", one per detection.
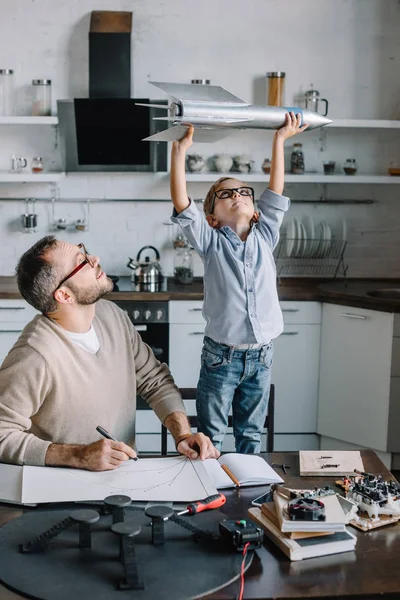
[{"xmin": 203, "ymin": 454, "xmax": 284, "ymax": 489}]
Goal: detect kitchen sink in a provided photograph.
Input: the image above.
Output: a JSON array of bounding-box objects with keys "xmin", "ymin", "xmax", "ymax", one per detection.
[{"xmin": 367, "ymin": 288, "xmax": 400, "ymax": 300}]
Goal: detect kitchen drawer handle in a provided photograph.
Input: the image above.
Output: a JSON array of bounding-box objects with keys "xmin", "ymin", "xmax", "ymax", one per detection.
[
  {"xmin": 135, "ymin": 325, "xmax": 147, "ymax": 331},
  {"xmin": 0, "ymin": 307, "xmax": 25, "ymax": 310},
  {"xmin": 190, "ymin": 332, "xmax": 205, "ymax": 335},
  {"xmin": 0, "ymin": 329, "xmax": 22, "ymax": 333},
  {"xmin": 282, "ymin": 308, "xmax": 300, "ymax": 313},
  {"xmin": 282, "ymin": 331, "xmax": 299, "ymax": 336},
  {"xmin": 189, "ymin": 308, "xmax": 203, "ymax": 312},
  {"xmin": 340, "ymin": 312, "xmax": 367, "ymax": 320}
]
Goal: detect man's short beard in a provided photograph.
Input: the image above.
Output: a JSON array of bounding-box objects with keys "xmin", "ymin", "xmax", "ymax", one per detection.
[{"xmin": 66, "ymin": 276, "xmax": 113, "ymax": 306}]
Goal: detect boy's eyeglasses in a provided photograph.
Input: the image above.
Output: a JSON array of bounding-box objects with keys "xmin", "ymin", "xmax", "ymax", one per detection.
[
  {"xmin": 54, "ymin": 243, "xmax": 95, "ymax": 292},
  {"xmin": 211, "ymin": 186, "xmax": 254, "ymax": 213}
]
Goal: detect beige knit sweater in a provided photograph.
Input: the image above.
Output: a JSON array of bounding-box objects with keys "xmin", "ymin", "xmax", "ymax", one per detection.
[{"xmin": 0, "ymin": 299, "xmax": 184, "ymax": 466}]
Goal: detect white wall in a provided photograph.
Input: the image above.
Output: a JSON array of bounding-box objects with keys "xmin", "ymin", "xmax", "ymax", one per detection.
[{"xmin": 0, "ymin": 0, "xmax": 399, "ymax": 277}]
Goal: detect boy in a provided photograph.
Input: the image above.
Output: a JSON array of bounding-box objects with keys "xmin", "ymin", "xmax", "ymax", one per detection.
[{"xmin": 170, "ymin": 112, "xmax": 308, "ymax": 453}]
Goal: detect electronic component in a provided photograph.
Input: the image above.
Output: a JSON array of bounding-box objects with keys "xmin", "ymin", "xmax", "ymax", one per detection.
[
  {"xmin": 219, "ymin": 519, "xmax": 263, "ymax": 552},
  {"xmin": 287, "ymin": 497, "xmax": 326, "ymax": 521}
]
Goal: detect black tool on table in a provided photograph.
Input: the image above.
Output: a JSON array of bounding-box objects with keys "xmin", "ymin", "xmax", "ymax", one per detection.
[{"xmin": 272, "ymin": 462, "xmax": 290, "ymax": 475}]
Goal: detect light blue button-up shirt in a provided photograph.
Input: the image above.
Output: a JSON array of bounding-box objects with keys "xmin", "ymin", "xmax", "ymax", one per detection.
[{"xmin": 171, "ymin": 188, "xmax": 290, "ymax": 345}]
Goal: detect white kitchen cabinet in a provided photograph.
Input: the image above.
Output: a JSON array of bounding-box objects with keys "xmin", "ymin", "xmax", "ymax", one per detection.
[
  {"xmin": 169, "ymin": 301, "xmax": 206, "ymax": 388},
  {"xmin": 317, "ymin": 304, "xmax": 394, "ymax": 452},
  {"xmin": 273, "ymin": 323, "xmax": 321, "ymax": 433},
  {"xmin": 0, "ymin": 300, "xmax": 38, "ymax": 365},
  {"xmin": 271, "ymin": 302, "xmax": 321, "ymax": 451}
]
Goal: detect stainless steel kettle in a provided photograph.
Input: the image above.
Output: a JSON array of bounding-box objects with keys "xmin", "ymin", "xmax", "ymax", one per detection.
[{"xmin": 127, "ymin": 246, "xmax": 164, "ymax": 291}]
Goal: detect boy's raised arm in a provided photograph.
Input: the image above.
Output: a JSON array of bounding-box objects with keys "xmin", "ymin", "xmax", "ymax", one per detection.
[
  {"xmin": 269, "ymin": 112, "xmax": 309, "ymax": 195},
  {"xmin": 170, "ymin": 125, "xmax": 194, "ymax": 214}
]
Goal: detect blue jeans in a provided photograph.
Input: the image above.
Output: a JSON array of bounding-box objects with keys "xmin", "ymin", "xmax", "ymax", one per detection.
[{"xmin": 196, "ymin": 336, "xmax": 274, "ymax": 454}]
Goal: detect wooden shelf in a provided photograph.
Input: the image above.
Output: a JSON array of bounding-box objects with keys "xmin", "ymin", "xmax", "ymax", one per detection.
[
  {"xmin": 0, "ymin": 116, "xmax": 58, "ymax": 125},
  {"xmin": 0, "ymin": 172, "xmax": 65, "ymax": 183},
  {"xmin": 185, "ymin": 173, "xmax": 400, "ymax": 184}
]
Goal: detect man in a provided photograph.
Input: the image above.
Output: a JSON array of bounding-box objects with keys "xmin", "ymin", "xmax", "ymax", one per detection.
[{"xmin": 0, "ymin": 236, "xmax": 219, "ymax": 470}]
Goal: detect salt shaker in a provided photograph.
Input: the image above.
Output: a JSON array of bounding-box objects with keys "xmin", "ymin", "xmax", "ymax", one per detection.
[{"xmin": 31, "ymin": 157, "xmax": 44, "ymax": 173}]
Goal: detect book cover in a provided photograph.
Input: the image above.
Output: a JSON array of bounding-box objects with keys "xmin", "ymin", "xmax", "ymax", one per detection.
[{"xmin": 248, "ymin": 507, "xmax": 356, "ymax": 561}]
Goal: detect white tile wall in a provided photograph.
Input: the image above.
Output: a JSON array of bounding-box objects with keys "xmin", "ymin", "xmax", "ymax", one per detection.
[{"xmin": 0, "ymin": 0, "xmax": 399, "ymax": 277}]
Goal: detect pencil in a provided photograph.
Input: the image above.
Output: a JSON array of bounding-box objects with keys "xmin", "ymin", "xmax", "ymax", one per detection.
[
  {"xmin": 96, "ymin": 425, "xmax": 138, "ymax": 461},
  {"xmin": 221, "ymin": 464, "xmax": 241, "ymax": 487}
]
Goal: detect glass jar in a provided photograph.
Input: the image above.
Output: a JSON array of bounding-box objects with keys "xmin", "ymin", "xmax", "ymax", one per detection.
[
  {"xmin": 31, "ymin": 157, "xmax": 44, "ymax": 173},
  {"xmin": 343, "ymin": 158, "xmax": 358, "ymax": 175},
  {"xmin": 0, "ymin": 69, "xmax": 15, "ymax": 116},
  {"xmin": 291, "ymin": 143, "xmax": 304, "ymax": 174},
  {"xmin": 32, "ymin": 79, "xmax": 51, "ymax": 116},
  {"xmin": 174, "ymin": 244, "xmax": 194, "ymax": 285},
  {"xmin": 266, "ymin": 72, "xmax": 285, "ymax": 106},
  {"xmin": 261, "ymin": 158, "xmax": 271, "ymax": 174}
]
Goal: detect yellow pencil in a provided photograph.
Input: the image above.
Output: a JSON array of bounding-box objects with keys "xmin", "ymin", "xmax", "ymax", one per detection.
[{"xmin": 221, "ymin": 464, "xmax": 241, "ymax": 487}]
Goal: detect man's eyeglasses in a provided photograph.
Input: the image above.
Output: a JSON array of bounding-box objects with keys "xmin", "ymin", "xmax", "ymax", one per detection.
[
  {"xmin": 211, "ymin": 186, "xmax": 254, "ymax": 213},
  {"xmin": 55, "ymin": 243, "xmax": 95, "ymax": 291}
]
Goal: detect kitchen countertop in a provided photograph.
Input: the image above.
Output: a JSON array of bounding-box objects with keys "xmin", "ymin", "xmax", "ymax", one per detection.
[{"xmin": 1, "ymin": 276, "xmax": 400, "ymax": 313}]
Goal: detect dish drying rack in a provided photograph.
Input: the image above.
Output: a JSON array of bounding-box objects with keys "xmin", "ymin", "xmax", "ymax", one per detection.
[{"xmin": 274, "ymin": 238, "xmax": 348, "ymax": 278}]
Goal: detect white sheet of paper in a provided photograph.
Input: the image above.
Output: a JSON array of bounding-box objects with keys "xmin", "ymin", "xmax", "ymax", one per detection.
[
  {"xmin": 21, "ymin": 457, "xmax": 217, "ymax": 504},
  {"xmin": 202, "ymin": 459, "xmax": 233, "ymax": 489},
  {"xmin": 0, "ymin": 463, "xmax": 23, "ymax": 503}
]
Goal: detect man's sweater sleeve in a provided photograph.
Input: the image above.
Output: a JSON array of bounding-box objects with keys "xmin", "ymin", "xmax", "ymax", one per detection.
[
  {"xmin": 125, "ymin": 315, "xmax": 186, "ymax": 424},
  {"xmin": 0, "ymin": 346, "xmax": 52, "ymax": 465}
]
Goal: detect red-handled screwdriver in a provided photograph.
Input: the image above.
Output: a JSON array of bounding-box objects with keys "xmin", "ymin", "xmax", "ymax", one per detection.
[{"xmin": 177, "ymin": 493, "xmax": 226, "ymax": 516}]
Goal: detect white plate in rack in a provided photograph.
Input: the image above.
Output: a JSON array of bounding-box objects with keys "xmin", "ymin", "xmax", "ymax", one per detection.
[
  {"xmin": 299, "ymin": 223, "xmax": 307, "ymax": 257},
  {"xmin": 303, "ymin": 215, "xmax": 316, "ymax": 257},
  {"xmin": 292, "ymin": 217, "xmax": 301, "ymax": 257},
  {"xmin": 316, "ymin": 221, "xmax": 325, "ymax": 258},
  {"xmin": 285, "ymin": 219, "xmax": 296, "ymax": 257}
]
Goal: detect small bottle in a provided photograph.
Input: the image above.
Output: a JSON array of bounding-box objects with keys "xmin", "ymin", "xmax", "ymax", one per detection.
[
  {"xmin": 32, "ymin": 79, "xmax": 52, "ymax": 116},
  {"xmin": 262, "ymin": 158, "xmax": 271, "ymax": 174},
  {"xmin": 291, "ymin": 143, "xmax": 304, "ymax": 174},
  {"xmin": 31, "ymin": 157, "xmax": 44, "ymax": 173},
  {"xmin": 343, "ymin": 158, "xmax": 358, "ymax": 175},
  {"xmin": 174, "ymin": 243, "xmax": 194, "ymax": 285},
  {"xmin": 0, "ymin": 69, "xmax": 15, "ymax": 116}
]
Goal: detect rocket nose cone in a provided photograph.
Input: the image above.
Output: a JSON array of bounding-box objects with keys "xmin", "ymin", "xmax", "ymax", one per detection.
[{"xmin": 302, "ymin": 109, "xmax": 333, "ymax": 130}]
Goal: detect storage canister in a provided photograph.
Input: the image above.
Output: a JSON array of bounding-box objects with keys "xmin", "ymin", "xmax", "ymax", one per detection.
[
  {"xmin": 0, "ymin": 69, "xmax": 15, "ymax": 116},
  {"xmin": 266, "ymin": 72, "xmax": 285, "ymax": 106},
  {"xmin": 32, "ymin": 79, "xmax": 52, "ymax": 116}
]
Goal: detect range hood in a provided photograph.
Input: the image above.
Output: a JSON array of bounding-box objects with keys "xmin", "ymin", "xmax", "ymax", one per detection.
[{"xmin": 58, "ymin": 11, "xmax": 167, "ymax": 172}]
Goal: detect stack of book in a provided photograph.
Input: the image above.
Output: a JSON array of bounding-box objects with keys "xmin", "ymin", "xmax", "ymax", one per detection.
[{"xmin": 248, "ymin": 488, "xmax": 357, "ymax": 561}]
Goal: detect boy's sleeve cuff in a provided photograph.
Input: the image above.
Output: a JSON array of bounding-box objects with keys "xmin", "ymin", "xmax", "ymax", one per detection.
[
  {"xmin": 258, "ymin": 188, "xmax": 290, "ymax": 212},
  {"xmin": 171, "ymin": 197, "xmax": 200, "ymax": 224}
]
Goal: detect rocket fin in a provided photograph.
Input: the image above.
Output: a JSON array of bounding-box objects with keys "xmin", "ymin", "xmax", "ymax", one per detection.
[
  {"xmin": 149, "ymin": 81, "xmax": 247, "ymax": 104},
  {"xmin": 135, "ymin": 103, "xmax": 169, "ymax": 110},
  {"xmin": 143, "ymin": 125, "xmax": 232, "ymax": 143}
]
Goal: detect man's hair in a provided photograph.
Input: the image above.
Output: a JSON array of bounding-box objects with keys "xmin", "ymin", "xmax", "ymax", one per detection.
[
  {"xmin": 203, "ymin": 177, "xmax": 233, "ymax": 216},
  {"xmin": 16, "ymin": 235, "xmax": 60, "ymax": 314}
]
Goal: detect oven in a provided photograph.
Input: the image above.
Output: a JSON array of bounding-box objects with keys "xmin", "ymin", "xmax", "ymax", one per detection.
[{"xmin": 111, "ymin": 299, "xmax": 169, "ymax": 411}]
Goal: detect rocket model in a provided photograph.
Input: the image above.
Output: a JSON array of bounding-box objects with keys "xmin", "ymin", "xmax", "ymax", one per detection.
[{"xmin": 138, "ymin": 81, "xmax": 332, "ymax": 143}]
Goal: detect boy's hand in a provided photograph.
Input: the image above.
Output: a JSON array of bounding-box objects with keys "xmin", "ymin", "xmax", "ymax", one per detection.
[
  {"xmin": 172, "ymin": 124, "xmax": 194, "ymax": 153},
  {"xmin": 276, "ymin": 111, "xmax": 309, "ymax": 141}
]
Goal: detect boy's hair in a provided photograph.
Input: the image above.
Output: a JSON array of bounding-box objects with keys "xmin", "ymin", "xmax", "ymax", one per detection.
[
  {"xmin": 203, "ymin": 177, "xmax": 234, "ymax": 216},
  {"xmin": 16, "ymin": 235, "xmax": 60, "ymax": 314}
]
